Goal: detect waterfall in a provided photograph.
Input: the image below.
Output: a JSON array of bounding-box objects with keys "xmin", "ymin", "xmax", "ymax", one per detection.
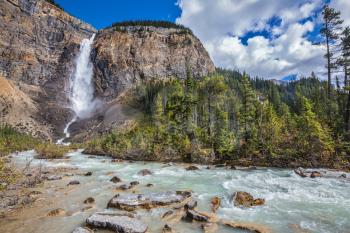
[{"xmin": 57, "ymin": 34, "xmax": 96, "ymax": 144}]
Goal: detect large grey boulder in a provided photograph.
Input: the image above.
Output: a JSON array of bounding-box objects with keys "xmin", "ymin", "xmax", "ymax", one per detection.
[
  {"xmin": 107, "ymin": 191, "xmax": 191, "ymax": 211},
  {"xmin": 86, "ymin": 213, "xmax": 148, "ymax": 233}
]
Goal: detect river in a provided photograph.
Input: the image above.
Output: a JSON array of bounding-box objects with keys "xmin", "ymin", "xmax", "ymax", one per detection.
[{"xmin": 2, "ymin": 150, "xmax": 350, "ymax": 233}]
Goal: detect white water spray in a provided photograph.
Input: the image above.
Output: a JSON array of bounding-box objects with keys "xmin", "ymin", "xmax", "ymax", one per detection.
[{"xmin": 57, "ymin": 34, "xmax": 96, "ymax": 144}]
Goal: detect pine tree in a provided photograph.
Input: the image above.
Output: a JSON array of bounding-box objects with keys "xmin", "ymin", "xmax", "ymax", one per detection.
[
  {"xmin": 321, "ymin": 5, "xmax": 343, "ymax": 99},
  {"xmin": 340, "ymin": 27, "xmax": 350, "ymax": 131}
]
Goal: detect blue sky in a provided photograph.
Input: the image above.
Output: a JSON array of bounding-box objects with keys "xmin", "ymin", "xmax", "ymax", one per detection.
[
  {"xmin": 56, "ymin": 0, "xmax": 350, "ymax": 80},
  {"xmin": 55, "ymin": 0, "xmax": 181, "ymax": 29}
]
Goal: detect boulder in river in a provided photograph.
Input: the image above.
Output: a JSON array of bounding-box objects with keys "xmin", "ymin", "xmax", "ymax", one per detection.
[
  {"xmin": 107, "ymin": 191, "xmax": 192, "ymax": 211},
  {"xmin": 183, "ymin": 209, "xmax": 215, "ymax": 222},
  {"xmin": 339, "ymin": 173, "xmax": 347, "ymax": 178},
  {"xmin": 130, "ymin": 181, "xmax": 140, "ymax": 186},
  {"xmin": 84, "ymin": 197, "xmax": 95, "ymax": 204},
  {"xmin": 68, "ymin": 180, "xmax": 80, "ymax": 186},
  {"xmin": 185, "ymin": 165, "xmax": 199, "ymax": 171},
  {"xmin": 86, "ymin": 212, "xmax": 148, "ymax": 233},
  {"xmin": 137, "ymin": 169, "xmax": 153, "ymax": 176},
  {"xmin": 47, "ymin": 208, "xmax": 66, "ymax": 217},
  {"xmin": 310, "ymin": 171, "xmax": 322, "ymax": 178},
  {"xmin": 184, "ymin": 200, "xmax": 197, "ymax": 210},
  {"xmin": 211, "ymin": 196, "xmax": 221, "ymax": 213},
  {"xmin": 294, "ymin": 167, "xmax": 307, "ymax": 178},
  {"xmin": 146, "ymin": 183, "xmax": 154, "ymax": 187},
  {"xmin": 72, "ymin": 227, "xmax": 93, "ymax": 233},
  {"xmin": 232, "ymin": 192, "xmax": 265, "ymax": 207},
  {"xmin": 84, "ymin": 172, "xmax": 93, "ymax": 176},
  {"xmin": 110, "ymin": 176, "xmax": 122, "ymax": 183},
  {"xmin": 162, "ymin": 224, "xmax": 176, "ymax": 233}
]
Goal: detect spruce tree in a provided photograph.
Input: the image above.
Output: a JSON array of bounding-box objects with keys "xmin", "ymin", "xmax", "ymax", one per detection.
[{"xmin": 321, "ymin": 5, "xmax": 343, "ymax": 99}]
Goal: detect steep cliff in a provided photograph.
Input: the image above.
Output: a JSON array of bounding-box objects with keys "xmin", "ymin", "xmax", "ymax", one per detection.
[
  {"xmin": 0, "ymin": 0, "xmax": 215, "ymax": 140},
  {"xmin": 92, "ymin": 26, "xmax": 215, "ymax": 99},
  {"xmin": 0, "ymin": 0, "xmax": 96, "ymax": 138}
]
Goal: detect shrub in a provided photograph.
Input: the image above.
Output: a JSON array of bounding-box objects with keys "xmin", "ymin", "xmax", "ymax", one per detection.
[{"xmin": 34, "ymin": 143, "xmax": 70, "ymax": 159}]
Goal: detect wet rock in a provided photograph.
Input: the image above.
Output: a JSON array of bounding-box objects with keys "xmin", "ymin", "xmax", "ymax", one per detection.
[
  {"xmin": 84, "ymin": 172, "xmax": 93, "ymax": 176},
  {"xmin": 215, "ymin": 164, "xmax": 226, "ymax": 168},
  {"xmin": 222, "ymin": 220, "xmax": 270, "ymax": 233},
  {"xmin": 339, "ymin": 173, "xmax": 347, "ymax": 178},
  {"xmin": 110, "ymin": 176, "xmax": 122, "ymax": 183},
  {"xmin": 47, "ymin": 208, "xmax": 66, "ymax": 217},
  {"xmin": 184, "ymin": 200, "xmax": 197, "ymax": 210},
  {"xmin": 211, "ymin": 196, "xmax": 221, "ymax": 213},
  {"xmin": 185, "ymin": 166, "xmax": 199, "ymax": 171},
  {"xmin": 202, "ymin": 223, "xmax": 218, "ymax": 233},
  {"xmin": 183, "ymin": 209, "xmax": 210, "ymax": 222},
  {"xmin": 130, "ymin": 181, "xmax": 140, "ymax": 186},
  {"xmin": 107, "ymin": 191, "xmax": 192, "ymax": 211},
  {"xmin": 86, "ymin": 213, "xmax": 148, "ymax": 233},
  {"xmin": 84, "ymin": 197, "xmax": 95, "ymax": 204},
  {"xmin": 146, "ymin": 183, "xmax": 154, "ymax": 187},
  {"xmin": 45, "ymin": 175, "xmax": 62, "ymax": 181},
  {"xmin": 310, "ymin": 171, "xmax": 322, "ymax": 178},
  {"xmin": 68, "ymin": 180, "xmax": 80, "ymax": 186},
  {"xmin": 116, "ymin": 184, "xmax": 133, "ymax": 190},
  {"xmin": 294, "ymin": 167, "xmax": 307, "ymax": 178},
  {"xmin": 232, "ymin": 192, "xmax": 265, "ymax": 207},
  {"xmin": 162, "ymin": 224, "xmax": 176, "ymax": 233},
  {"xmin": 72, "ymin": 227, "xmax": 93, "ymax": 233},
  {"xmin": 230, "ymin": 166, "xmax": 237, "ymax": 170},
  {"xmin": 88, "ymin": 156, "xmax": 96, "ymax": 159},
  {"xmin": 137, "ymin": 169, "xmax": 152, "ymax": 176}
]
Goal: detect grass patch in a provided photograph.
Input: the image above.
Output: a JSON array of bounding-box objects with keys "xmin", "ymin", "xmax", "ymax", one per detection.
[
  {"xmin": 0, "ymin": 125, "xmax": 41, "ymax": 157},
  {"xmin": 34, "ymin": 143, "xmax": 71, "ymax": 159}
]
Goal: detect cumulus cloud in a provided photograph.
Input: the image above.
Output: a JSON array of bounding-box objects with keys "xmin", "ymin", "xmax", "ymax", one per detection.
[
  {"xmin": 331, "ymin": 0, "xmax": 350, "ymax": 26},
  {"xmin": 176, "ymin": 0, "xmax": 332, "ymax": 79}
]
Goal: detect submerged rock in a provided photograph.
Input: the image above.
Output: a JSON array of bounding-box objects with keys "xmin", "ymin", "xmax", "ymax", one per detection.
[
  {"xmin": 310, "ymin": 171, "xmax": 322, "ymax": 178},
  {"xmin": 294, "ymin": 167, "xmax": 307, "ymax": 178},
  {"xmin": 137, "ymin": 169, "xmax": 153, "ymax": 176},
  {"xmin": 84, "ymin": 172, "xmax": 93, "ymax": 176},
  {"xmin": 185, "ymin": 166, "xmax": 199, "ymax": 171},
  {"xmin": 211, "ymin": 196, "xmax": 221, "ymax": 213},
  {"xmin": 86, "ymin": 213, "xmax": 148, "ymax": 233},
  {"xmin": 68, "ymin": 180, "xmax": 80, "ymax": 186},
  {"xmin": 84, "ymin": 197, "xmax": 95, "ymax": 204},
  {"xmin": 72, "ymin": 227, "xmax": 93, "ymax": 233},
  {"xmin": 110, "ymin": 176, "xmax": 122, "ymax": 183},
  {"xmin": 47, "ymin": 208, "xmax": 66, "ymax": 217},
  {"xmin": 232, "ymin": 192, "xmax": 265, "ymax": 207},
  {"xmin": 340, "ymin": 173, "xmax": 347, "ymax": 178},
  {"xmin": 162, "ymin": 224, "xmax": 176, "ymax": 233},
  {"xmin": 107, "ymin": 191, "xmax": 191, "ymax": 211},
  {"xmin": 146, "ymin": 183, "xmax": 154, "ymax": 187},
  {"xmin": 184, "ymin": 200, "xmax": 197, "ymax": 210}
]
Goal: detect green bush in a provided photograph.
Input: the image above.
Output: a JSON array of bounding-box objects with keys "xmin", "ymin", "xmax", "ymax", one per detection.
[{"xmin": 34, "ymin": 143, "xmax": 70, "ymax": 159}]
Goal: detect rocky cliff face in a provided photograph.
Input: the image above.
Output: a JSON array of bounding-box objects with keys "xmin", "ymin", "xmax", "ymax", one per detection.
[
  {"xmin": 0, "ymin": 0, "xmax": 215, "ymax": 140},
  {"xmin": 92, "ymin": 27, "xmax": 215, "ymax": 100}
]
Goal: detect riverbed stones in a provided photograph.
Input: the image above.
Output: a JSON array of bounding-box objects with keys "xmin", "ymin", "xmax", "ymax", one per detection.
[
  {"xmin": 72, "ymin": 227, "xmax": 93, "ymax": 233},
  {"xmin": 47, "ymin": 208, "xmax": 66, "ymax": 217},
  {"xmin": 294, "ymin": 167, "xmax": 307, "ymax": 177},
  {"xmin": 110, "ymin": 176, "xmax": 122, "ymax": 183},
  {"xmin": 184, "ymin": 200, "xmax": 197, "ymax": 210},
  {"xmin": 137, "ymin": 169, "xmax": 152, "ymax": 176},
  {"xmin": 310, "ymin": 171, "xmax": 322, "ymax": 178},
  {"xmin": 86, "ymin": 213, "xmax": 148, "ymax": 233},
  {"xmin": 232, "ymin": 192, "xmax": 265, "ymax": 207},
  {"xmin": 211, "ymin": 196, "xmax": 221, "ymax": 213},
  {"xmin": 84, "ymin": 197, "xmax": 95, "ymax": 204},
  {"xmin": 107, "ymin": 191, "xmax": 192, "ymax": 211},
  {"xmin": 68, "ymin": 180, "xmax": 80, "ymax": 186},
  {"xmin": 185, "ymin": 165, "xmax": 199, "ymax": 171}
]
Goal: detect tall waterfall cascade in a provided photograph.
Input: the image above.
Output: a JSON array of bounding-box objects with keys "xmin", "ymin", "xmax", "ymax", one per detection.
[{"xmin": 57, "ymin": 34, "xmax": 96, "ymax": 144}]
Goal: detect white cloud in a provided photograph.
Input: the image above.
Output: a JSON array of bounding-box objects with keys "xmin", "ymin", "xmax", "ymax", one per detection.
[
  {"xmin": 331, "ymin": 0, "xmax": 350, "ymax": 26},
  {"xmin": 176, "ymin": 0, "xmax": 328, "ymax": 79}
]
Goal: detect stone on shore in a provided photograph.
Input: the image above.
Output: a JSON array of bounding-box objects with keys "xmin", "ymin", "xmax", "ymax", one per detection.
[
  {"xmin": 107, "ymin": 191, "xmax": 191, "ymax": 211},
  {"xmin": 72, "ymin": 227, "xmax": 93, "ymax": 233},
  {"xmin": 86, "ymin": 213, "xmax": 148, "ymax": 233},
  {"xmin": 137, "ymin": 169, "xmax": 153, "ymax": 176},
  {"xmin": 232, "ymin": 191, "xmax": 265, "ymax": 207}
]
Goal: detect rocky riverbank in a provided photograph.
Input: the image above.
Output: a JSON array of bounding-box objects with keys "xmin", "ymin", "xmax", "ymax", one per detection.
[{"xmin": 1, "ymin": 150, "xmax": 349, "ymax": 233}]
